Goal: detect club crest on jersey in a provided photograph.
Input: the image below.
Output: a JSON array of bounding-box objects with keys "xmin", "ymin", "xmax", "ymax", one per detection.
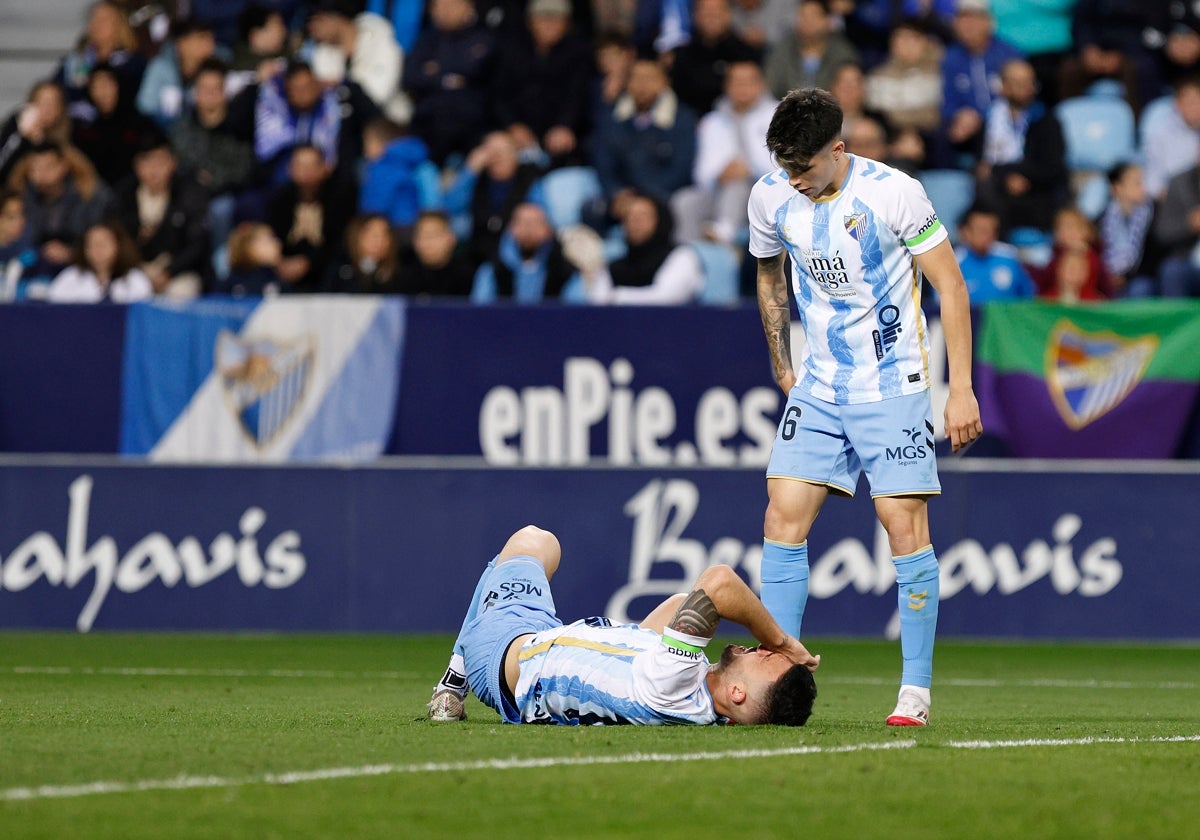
[
  {"xmin": 801, "ymin": 249, "xmax": 853, "ymax": 296},
  {"xmin": 216, "ymin": 330, "xmax": 314, "ymax": 448},
  {"xmin": 1045, "ymin": 320, "xmax": 1158, "ymax": 429},
  {"xmin": 844, "ymin": 213, "xmax": 867, "ymax": 242}
]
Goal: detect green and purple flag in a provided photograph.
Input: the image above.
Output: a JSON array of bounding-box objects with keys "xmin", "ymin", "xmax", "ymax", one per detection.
[{"xmin": 975, "ymin": 300, "xmax": 1200, "ymax": 458}]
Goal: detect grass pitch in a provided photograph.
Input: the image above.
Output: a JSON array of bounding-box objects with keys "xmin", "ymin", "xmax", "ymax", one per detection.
[{"xmin": 2, "ymin": 632, "xmax": 1198, "ymax": 839}]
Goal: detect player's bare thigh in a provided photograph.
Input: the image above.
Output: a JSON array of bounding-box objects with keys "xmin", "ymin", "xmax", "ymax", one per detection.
[
  {"xmin": 497, "ymin": 525, "xmax": 561, "ymax": 579},
  {"xmin": 764, "ymin": 477, "xmax": 829, "ymax": 543},
  {"xmin": 503, "ymin": 632, "xmax": 535, "ymax": 697}
]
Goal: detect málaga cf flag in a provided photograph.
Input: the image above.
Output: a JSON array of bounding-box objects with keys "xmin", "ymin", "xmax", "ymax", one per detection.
[
  {"xmin": 975, "ymin": 300, "xmax": 1200, "ymax": 458},
  {"xmin": 120, "ymin": 297, "xmax": 405, "ymax": 462}
]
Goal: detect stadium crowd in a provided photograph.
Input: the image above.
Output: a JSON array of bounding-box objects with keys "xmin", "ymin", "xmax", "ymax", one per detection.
[{"xmin": 0, "ymin": 0, "xmax": 1198, "ymax": 305}]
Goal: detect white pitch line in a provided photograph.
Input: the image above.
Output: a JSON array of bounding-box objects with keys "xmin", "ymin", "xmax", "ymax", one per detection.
[
  {"xmin": 821, "ymin": 676, "xmax": 1199, "ymax": 691},
  {"xmin": 5, "ymin": 667, "xmax": 419, "ymax": 680},
  {"xmin": 4, "ymin": 736, "xmax": 1200, "ymax": 803}
]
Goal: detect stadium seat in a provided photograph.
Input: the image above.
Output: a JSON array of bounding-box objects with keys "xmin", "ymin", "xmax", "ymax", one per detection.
[
  {"xmin": 1055, "ymin": 94, "xmax": 1136, "ymax": 173},
  {"xmin": 917, "ymin": 169, "xmax": 975, "ymax": 242},
  {"xmin": 539, "ymin": 166, "xmax": 604, "ymax": 229},
  {"xmin": 690, "ymin": 241, "xmax": 740, "ymax": 304}
]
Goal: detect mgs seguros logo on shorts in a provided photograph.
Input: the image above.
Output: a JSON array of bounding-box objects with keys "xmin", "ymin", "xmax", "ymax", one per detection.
[{"xmin": 886, "ymin": 422, "xmax": 935, "ymax": 465}]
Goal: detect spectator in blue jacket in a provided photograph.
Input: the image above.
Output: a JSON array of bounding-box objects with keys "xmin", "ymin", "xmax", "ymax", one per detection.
[
  {"xmin": 953, "ymin": 202, "xmax": 1035, "ymax": 303},
  {"xmin": 359, "ymin": 118, "xmax": 431, "ymax": 236},
  {"xmin": 136, "ymin": 18, "xmax": 222, "ymax": 129},
  {"xmin": 403, "ymin": 0, "xmax": 498, "ymax": 166},
  {"xmin": 472, "ymin": 202, "xmax": 576, "ymax": 303},
  {"xmin": 591, "ymin": 58, "xmax": 697, "ymax": 227},
  {"xmin": 936, "ymin": 0, "xmax": 1022, "ymax": 169}
]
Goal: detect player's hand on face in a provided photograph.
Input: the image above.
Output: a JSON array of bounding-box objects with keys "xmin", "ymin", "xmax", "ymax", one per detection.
[
  {"xmin": 944, "ymin": 389, "xmax": 983, "ymax": 453},
  {"xmin": 771, "ymin": 635, "xmax": 821, "ymax": 671}
]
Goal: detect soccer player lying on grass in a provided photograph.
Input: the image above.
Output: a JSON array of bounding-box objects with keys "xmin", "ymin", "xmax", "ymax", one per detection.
[{"xmin": 427, "ymin": 525, "xmax": 821, "ymax": 726}]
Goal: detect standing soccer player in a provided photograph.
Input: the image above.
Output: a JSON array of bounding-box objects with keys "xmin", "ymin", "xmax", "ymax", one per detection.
[{"xmin": 748, "ymin": 88, "xmax": 982, "ymax": 726}]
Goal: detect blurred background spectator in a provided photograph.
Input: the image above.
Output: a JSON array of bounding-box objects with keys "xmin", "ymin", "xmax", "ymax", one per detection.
[
  {"xmin": 136, "ymin": 18, "xmax": 220, "ymax": 129},
  {"xmin": 403, "ymin": 0, "xmax": 497, "ymax": 167},
  {"xmin": 305, "ymin": 0, "xmax": 408, "ymax": 123},
  {"xmin": 937, "ymin": 0, "xmax": 1021, "ymax": 169},
  {"xmin": 266, "ymin": 143, "xmax": 356, "ymax": 293},
  {"xmin": 568, "ymin": 192, "xmax": 703, "ymax": 304},
  {"xmin": 398, "ymin": 209, "xmax": 476, "ymax": 296},
  {"xmin": 669, "ymin": 0, "xmax": 762, "ymax": 117},
  {"xmin": 72, "ymin": 62, "xmax": 157, "ymax": 187},
  {"xmin": 218, "ymin": 221, "xmax": 285, "ymax": 296},
  {"xmin": 106, "ymin": 133, "xmax": 210, "ymax": 297},
  {"xmin": 324, "ymin": 212, "xmax": 403, "ymax": 293},
  {"xmin": 45, "ymin": 219, "xmax": 152, "ymax": 302},
  {"xmin": 591, "ymin": 58, "xmax": 696, "ymax": 227},
  {"xmin": 493, "ymin": 0, "xmax": 593, "ymax": 168},
  {"xmin": 977, "ymin": 58, "xmax": 1068, "ymax": 235},
  {"xmin": 55, "ymin": 1, "xmax": 146, "ymax": 111},
  {"xmin": 444, "ymin": 130, "xmax": 545, "ymax": 268},
  {"xmin": 1098, "ymin": 162, "xmax": 1158, "ymax": 297},
  {"xmin": 0, "ymin": 82, "xmax": 73, "ymax": 186},
  {"xmin": 1154, "ymin": 151, "xmax": 1200, "ymax": 298},
  {"xmin": 954, "ymin": 202, "xmax": 1035, "ymax": 302},
  {"xmin": 671, "ymin": 60, "xmax": 775, "ymax": 245},
  {"xmin": 1033, "ymin": 207, "xmax": 1112, "ymax": 300},
  {"xmin": 472, "ymin": 201, "xmax": 576, "ymax": 302},
  {"xmin": 764, "ymin": 0, "xmax": 859, "ymax": 99}
]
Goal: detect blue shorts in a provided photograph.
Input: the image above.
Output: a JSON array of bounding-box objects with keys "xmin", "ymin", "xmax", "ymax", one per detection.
[
  {"xmin": 459, "ymin": 557, "xmax": 562, "ymax": 723},
  {"xmin": 766, "ymin": 388, "xmax": 941, "ymax": 498}
]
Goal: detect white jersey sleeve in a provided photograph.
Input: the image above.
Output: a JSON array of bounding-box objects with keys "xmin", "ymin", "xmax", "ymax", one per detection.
[
  {"xmin": 747, "ymin": 169, "xmax": 795, "ymax": 258},
  {"xmin": 882, "ymin": 171, "xmax": 948, "ymax": 256}
]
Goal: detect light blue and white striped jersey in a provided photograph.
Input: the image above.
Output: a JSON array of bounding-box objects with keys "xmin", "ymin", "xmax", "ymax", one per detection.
[
  {"xmin": 748, "ymin": 155, "xmax": 947, "ymax": 405},
  {"xmin": 513, "ymin": 621, "xmax": 720, "ymax": 726}
]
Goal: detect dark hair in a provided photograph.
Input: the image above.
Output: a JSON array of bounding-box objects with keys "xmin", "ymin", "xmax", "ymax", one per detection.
[
  {"xmin": 237, "ymin": 3, "xmax": 280, "ymax": 42},
  {"xmin": 364, "ymin": 117, "xmax": 407, "ymax": 144},
  {"xmin": 27, "ymin": 141, "xmax": 66, "ymax": 160},
  {"xmin": 1107, "ymin": 161, "xmax": 1138, "ymax": 185},
  {"xmin": 76, "ymin": 220, "xmax": 142, "ymax": 278},
  {"xmin": 87, "ymin": 61, "xmax": 120, "ymax": 84},
  {"xmin": 961, "ymin": 200, "xmax": 1001, "ymax": 225},
  {"xmin": 761, "ymin": 665, "xmax": 817, "ymax": 726},
  {"xmin": 195, "ymin": 56, "xmax": 230, "ymax": 80},
  {"xmin": 172, "ymin": 17, "xmax": 214, "ymax": 40},
  {"xmin": 285, "ymin": 59, "xmax": 315, "ymax": 79},
  {"xmin": 346, "ymin": 213, "xmax": 399, "ymax": 281},
  {"xmin": 134, "ymin": 128, "xmax": 172, "ymax": 157},
  {"xmin": 765, "ymin": 88, "xmax": 843, "ymax": 171},
  {"xmin": 415, "ymin": 209, "xmax": 452, "ymax": 228}
]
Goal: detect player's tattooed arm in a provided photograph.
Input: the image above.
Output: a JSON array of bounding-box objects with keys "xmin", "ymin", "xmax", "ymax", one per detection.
[
  {"xmin": 668, "ymin": 589, "xmax": 720, "ymax": 639},
  {"xmin": 756, "ymin": 254, "xmax": 793, "ymax": 389}
]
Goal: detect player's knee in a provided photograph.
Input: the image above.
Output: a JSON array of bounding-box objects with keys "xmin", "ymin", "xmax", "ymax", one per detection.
[
  {"xmin": 764, "ymin": 501, "xmax": 808, "ymax": 543},
  {"xmin": 500, "ymin": 525, "xmax": 561, "ymax": 577}
]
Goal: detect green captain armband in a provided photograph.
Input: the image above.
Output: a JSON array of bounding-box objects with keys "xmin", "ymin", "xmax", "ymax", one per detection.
[
  {"xmin": 662, "ymin": 628, "xmax": 710, "ymax": 656},
  {"xmin": 905, "ymin": 215, "xmax": 943, "ymax": 249}
]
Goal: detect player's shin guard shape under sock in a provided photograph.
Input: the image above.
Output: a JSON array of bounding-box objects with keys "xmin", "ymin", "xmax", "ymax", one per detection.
[
  {"xmin": 894, "ymin": 546, "xmax": 939, "ymax": 688},
  {"xmin": 450, "ymin": 555, "xmax": 500, "ymax": 659},
  {"xmin": 760, "ymin": 539, "xmax": 810, "ymax": 638}
]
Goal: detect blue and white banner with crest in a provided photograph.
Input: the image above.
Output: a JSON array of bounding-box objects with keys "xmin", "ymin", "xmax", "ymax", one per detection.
[{"xmin": 120, "ymin": 297, "xmax": 405, "ymax": 462}]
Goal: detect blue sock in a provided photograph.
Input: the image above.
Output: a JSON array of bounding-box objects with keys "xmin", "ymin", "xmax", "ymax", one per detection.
[
  {"xmin": 760, "ymin": 540, "xmax": 810, "ymax": 637},
  {"xmin": 452, "ymin": 555, "xmax": 499, "ymax": 659},
  {"xmin": 894, "ymin": 546, "xmax": 939, "ymax": 688}
]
